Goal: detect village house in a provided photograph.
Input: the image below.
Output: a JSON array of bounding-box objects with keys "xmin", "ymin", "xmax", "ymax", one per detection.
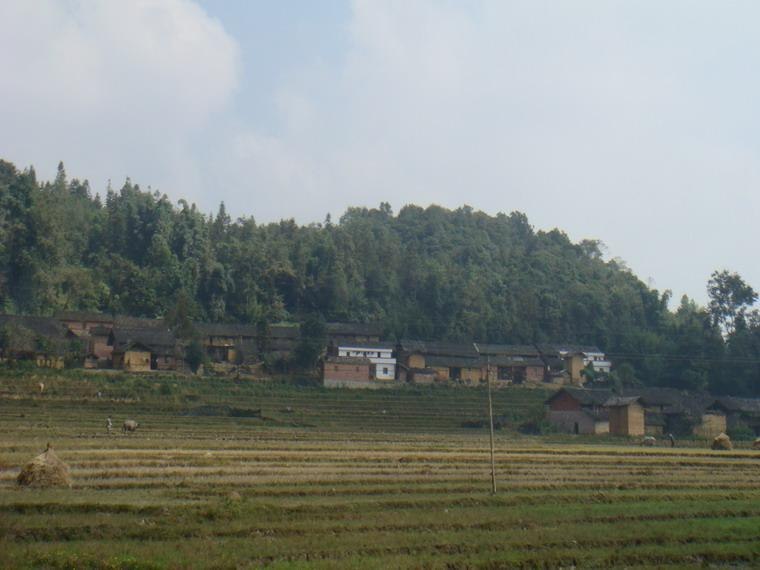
[
  {"xmin": 266, "ymin": 323, "xmax": 300, "ymax": 360},
  {"xmin": 545, "ymin": 387, "xmax": 611, "ymax": 434},
  {"xmin": 539, "ymin": 344, "xmax": 612, "ymax": 380},
  {"xmin": 55, "ymin": 311, "xmax": 117, "ymax": 367},
  {"xmin": 604, "ymin": 396, "xmax": 645, "ymax": 436},
  {"xmin": 332, "ymin": 341, "xmax": 396, "ymax": 381},
  {"xmin": 109, "ymin": 328, "xmax": 179, "ymax": 372},
  {"xmin": 396, "ymin": 340, "xmax": 482, "ymax": 384},
  {"xmin": 0, "ymin": 315, "xmax": 77, "ymax": 369},
  {"xmin": 546, "ymin": 387, "xmax": 730, "ymax": 438},
  {"xmin": 323, "ymin": 356, "xmax": 373, "ymax": 388},
  {"xmin": 475, "ymin": 344, "xmax": 546, "ymax": 385},
  {"xmin": 625, "ymin": 388, "xmax": 724, "ymax": 437},
  {"xmin": 196, "ymin": 322, "xmax": 259, "ymax": 365},
  {"xmin": 711, "ymin": 397, "xmax": 760, "ymax": 436}
]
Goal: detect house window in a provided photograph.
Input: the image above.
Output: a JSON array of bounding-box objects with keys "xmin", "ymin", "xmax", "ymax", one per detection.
[
  {"xmin": 450, "ymin": 367, "xmax": 462, "ymax": 380},
  {"xmin": 383, "ymin": 367, "xmax": 389, "ymax": 375}
]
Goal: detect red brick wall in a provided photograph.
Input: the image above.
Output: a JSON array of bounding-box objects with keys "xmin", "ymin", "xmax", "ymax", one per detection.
[
  {"xmin": 548, "ymin": 391, "xmax": 581, "ymax": 411},
  {"xmin": 324, "ymin": 363, "xmax": 371, "ymax": 382}
]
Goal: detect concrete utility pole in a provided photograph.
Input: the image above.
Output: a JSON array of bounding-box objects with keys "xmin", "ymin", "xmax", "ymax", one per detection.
[{"xmin": 486, "ymin": 355, "xmax": 497, "ymax": 495}]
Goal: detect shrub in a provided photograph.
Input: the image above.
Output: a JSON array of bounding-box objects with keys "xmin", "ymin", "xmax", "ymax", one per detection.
[{"xmin": 727, "ymin": 422, "xmax": 755, "ymax": 441}]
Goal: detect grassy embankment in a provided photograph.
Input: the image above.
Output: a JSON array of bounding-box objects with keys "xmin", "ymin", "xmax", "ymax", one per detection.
[{"xmin": 0, "ymin": 370, "xmax": 759, "ymax": 568}]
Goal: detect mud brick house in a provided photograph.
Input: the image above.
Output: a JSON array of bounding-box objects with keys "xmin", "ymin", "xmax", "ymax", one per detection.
[
  {"xmin": 323, "ymin": 356, "xmax": 373, "ymax": 388},
  {"xmin": 0, "ymin": 314, "xmax": 77, "ymax": 368},
  {"xmin": 196, "ymin": 322, "xmax": 260, "ymax": 364},
  {"xmin": 110, "ymin": 328, "xmax": 179, "ymax": 372},
  {"xmin": 475, "ymin": 344, "xmax": 546, "ymax": 385},
  {"xmin": 621, "ymin": 388, "xmax": 724, "ymax": 437},
  {"xmin": 547, "ymin": 387, "xmax": 729, "ymax": 438},
  {"xmin": 545, "ymin": 387, "xmax": 611, "ymax": 434},
  {"xmin": 604, "ymin": 396, "xmax": 645, "ymax": 436},
  {"xmin": 55, "ymin": 311, "xmax": 115, "ymax": 367},
  {"xmin": 397, "ymin": 340, "xmax": 482, "ymax": 384},
  {"xmin": 711, "ymin": 397, "xmax": 760, "ymax": 436}
]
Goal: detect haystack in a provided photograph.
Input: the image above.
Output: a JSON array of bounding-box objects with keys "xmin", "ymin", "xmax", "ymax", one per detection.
[
  {"xmin": 17, "ymin": 444, "xmax": 72, "ymax": 487},
  {"xmin": 711, "ymin": 432, "xmax": 733, "ymax": 451},
  {"xmin": 752, "ymin": 438, "xmax": 760, "ymax": 450}
]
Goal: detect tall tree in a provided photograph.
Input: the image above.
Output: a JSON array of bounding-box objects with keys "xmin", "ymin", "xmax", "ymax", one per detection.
[{"xmin": 707, "ymin": 270, "xmax": 758, "ymax": 338}]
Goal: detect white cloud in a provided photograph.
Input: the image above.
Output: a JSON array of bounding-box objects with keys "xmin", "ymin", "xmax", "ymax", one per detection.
[
  {"xmin": 206, "ymin": 0, "xmax": 760, "ymax": 303},
  {"xmin": 0, "ymin": 0, "xmax": 238, "ymax": 201}
]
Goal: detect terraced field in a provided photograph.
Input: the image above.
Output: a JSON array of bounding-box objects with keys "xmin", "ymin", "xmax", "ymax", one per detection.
[{"xmin": 0, "ymin": 371, "xmax": 759, "ymax": 568}]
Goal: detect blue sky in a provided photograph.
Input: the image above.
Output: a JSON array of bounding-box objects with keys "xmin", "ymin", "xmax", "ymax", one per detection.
[{"xmin": 2, "ymin": 1, "xmax": 760, "ymax": 305}]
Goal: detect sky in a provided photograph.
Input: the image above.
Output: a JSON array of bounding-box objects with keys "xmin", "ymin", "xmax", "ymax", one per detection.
[{"xmin": 2, "ymin": 1, "xmax": 760, "ymax": 305}]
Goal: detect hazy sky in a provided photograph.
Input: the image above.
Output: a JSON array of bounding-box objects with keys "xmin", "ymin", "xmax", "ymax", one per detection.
[{"xmin": 2, "ymin": 1, "xmax": 759, "ymax": 305}]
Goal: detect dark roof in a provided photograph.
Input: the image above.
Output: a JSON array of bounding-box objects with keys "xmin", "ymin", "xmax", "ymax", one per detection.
[
  {"xmin": 714, "ymin": 397, "xmax": 760, "ymax": 415},
  {"xmin": 55, "ymin": 311, "xmax": 114, "ymax": 323},
  {"xmin": 89, "ymin": 325, "xmax": 112, "ymax": 337},
  {"xmin": 326, "ymin": 322, "xmax": 383, "ymax": 337},
  {"xmin": 114, "ymin": 316, "xmax": 167, "ymax": 329},
  {"xmin": 475, "ymin": 343, "xmax": 540, "ymax": 357},
  {"xmin": 622, "ymin": 388, "xmax": 716, "ymax": 416},
  {"xmin": 336, "ymin": 341, "xmax": 395, "ymax": 350},
  {"xmin": 604, "ymin": 396, "xmax": 641, "ymax": 407},
  {"xmin": 269, "ymin": 323, "xmax": 300, "ymax": 339},
  {"xmin": 325, "ymin": 356, "xmax": 372, "ymax": 365},
  {"xmin": 538, "ymin": 344, "xmax": 604, "ymax": 356},
  {"xmin": 399, "ymin": 340, "xmax": 479, "ymax": 358},
  {"xmin": 0, "ymin": 315, "xmax": 74, "ymax": 354},
  {"xmin": 583, "ymin": 408, "xmax": 610, "ymax": 422},
  {"xmin": 486, "ymin": 355, "xmax": 545, "ymax": 368},
  {"xmin": 196, "ymin": 322, "xmax": 259, "ymax": 337},
  {"xmin": 111, "ymin": 328, "xmax": 176, "ymax": 356},
  {"xmin": 426, "ymin": 354, "xmax": 482, "ymax": 369},
  {"xmin": 546, "ymin": 387, "xmax": 613, "ymax": 407}
]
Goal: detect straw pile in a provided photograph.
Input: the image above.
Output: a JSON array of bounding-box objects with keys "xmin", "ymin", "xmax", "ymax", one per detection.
[
  {"xmin": 711, "ymin": 433, "xmax": 733, "ymax": 451},
  {"xmin": 17, "ymin": 444, "xmax": 72, "ymax": 487}
]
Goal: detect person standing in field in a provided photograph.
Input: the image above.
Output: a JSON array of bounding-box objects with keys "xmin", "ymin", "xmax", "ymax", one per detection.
[
  {"xmin": 106, "ymin": 416, "xmax": 113, "ymax": 434},
  {"xmin": 668, "ymin": 433, "xmax": 675, "ymax": 447}
]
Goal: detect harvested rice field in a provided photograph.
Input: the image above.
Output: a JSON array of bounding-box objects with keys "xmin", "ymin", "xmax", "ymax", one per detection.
[{"xmin": 1, "ymin": 372, "xmax": 759, "ymax": 569}]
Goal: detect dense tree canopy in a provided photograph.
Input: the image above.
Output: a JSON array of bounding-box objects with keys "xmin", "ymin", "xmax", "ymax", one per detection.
[{"xmin": 0, "ymin": 159, "xmax": 758, "ymax": 395}]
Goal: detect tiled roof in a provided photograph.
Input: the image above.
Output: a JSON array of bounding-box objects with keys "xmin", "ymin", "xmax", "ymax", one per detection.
[
  {"xmin": 475, "ymin": 343, "xmax": 540, "ymax": 357},
  {"xmin": 326, "ymin": 322, "xmax": 383, "ymax": 336},
  {"xmin": 398, "ymin": 340, "xmax": 479, "ymax": 358},
  {"xmin": 196, "ymin": 322, "xmax": 259, "ymax": 337},
  {"xmin": 426, "ymin": 354, "xmax": 482, "ymax": 368}
]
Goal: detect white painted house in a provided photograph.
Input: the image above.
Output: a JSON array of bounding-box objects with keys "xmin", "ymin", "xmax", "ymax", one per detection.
[
  {"xmin": 337, "ymin": 343, "xmax": 396, "ymax": 381},
  {"xmin": 551, "ymin": 345, "xmax": 612, "ymax": 375},
  {"xmin": 582, "ymin": 349, "xmax": 612, "ymax": 374}
]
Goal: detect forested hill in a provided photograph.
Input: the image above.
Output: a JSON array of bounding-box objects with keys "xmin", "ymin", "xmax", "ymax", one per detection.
[{"xmin": 1, "ymin": 159, "xmax": 759, "ymax": 395}]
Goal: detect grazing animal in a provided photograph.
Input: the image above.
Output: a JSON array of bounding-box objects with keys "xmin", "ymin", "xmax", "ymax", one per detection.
[
  {"xmin": 641, "ymin": 436, "xmax": 656, "ymax": 447},
  {"xmin": 122, "ymin": 420, "xmax": 139, "ymax": 433}
]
